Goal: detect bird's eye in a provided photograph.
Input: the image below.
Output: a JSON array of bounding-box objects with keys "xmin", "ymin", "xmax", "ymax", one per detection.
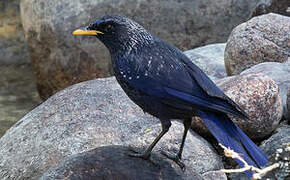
[
  {"xmin": 104, "ymin": 24, "xmax": 114, "ymax": 32},
  {"xmin": 88, "ymin": 23, "xmax": 96, "ymax": 30}
]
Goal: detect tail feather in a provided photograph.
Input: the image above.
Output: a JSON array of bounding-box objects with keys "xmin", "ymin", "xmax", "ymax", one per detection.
[{"xmin": 195, "ymin": 110, "xmax": 268, "ymax": 177}]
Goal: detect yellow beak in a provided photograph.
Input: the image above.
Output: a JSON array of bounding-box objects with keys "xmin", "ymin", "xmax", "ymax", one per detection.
[{"xmin": 72, "ymin": 28, "xmax": 104, "ymax": 35}]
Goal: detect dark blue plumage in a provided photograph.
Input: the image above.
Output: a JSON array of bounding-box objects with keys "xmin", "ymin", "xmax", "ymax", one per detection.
[{"xmin": 73, "ymin": 15, "xmax": 268, "ymax": 177}]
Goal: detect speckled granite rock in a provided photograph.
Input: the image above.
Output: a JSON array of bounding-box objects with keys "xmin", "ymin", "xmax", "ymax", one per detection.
[
  {"xmin": 40, "ymin": 146, "xmax": 204, "ymax": 180},
  {"xmin": 224, "ymin": 13, "xmax": 290, "ymax": 75},
  {"xmin": 184, "ymin": 43, "xmax": 227, "ymax": 81},
  {"xmin": 230, "ymin": 125, "xmax": 290, "ymax": 180},
  {"xmin": 20, "ymin": 0, "xmax": 260, "ymax": 100},
  {"xmin": 0, "ymin": 77, "xmax": 225, "ymax": 179},
  {"xmin": 0, "ymin": 0, "xmax": 29, "ymax": 65},
  {"xmin": 241, "ymin": 61, "xmax": 290, "ymax": 119},
  {"xmin": 191, "ymin": 73, "xmax": 283, "ymax": 140}
]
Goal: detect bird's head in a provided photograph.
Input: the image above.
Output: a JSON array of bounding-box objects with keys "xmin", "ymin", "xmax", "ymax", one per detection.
[{"xmin": 73, "ymin": 15, "xmax": 153, "ymax": 53}]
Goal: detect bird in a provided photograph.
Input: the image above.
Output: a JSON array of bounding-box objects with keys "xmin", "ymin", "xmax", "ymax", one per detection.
[{"xmin": 73, "ymin": 15, "xmax": 268, "ymax": 176}]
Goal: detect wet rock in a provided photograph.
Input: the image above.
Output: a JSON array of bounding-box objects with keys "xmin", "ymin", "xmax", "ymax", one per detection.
[
  {"xmin": 40, "ymin": 146, "xmax": 204, "ymax": 180},
  {"xmin": 20, "ymin": 0, "xmax": 260, "ymax": 100},
  {"xmin": 225, "ymin": 13, "xmax": 290, "ymax": 75},
  {"xmin": 0, "ymin": 77, "xmax": 225, "ymax": 179},
  {"xmin": 230, "ymin": 125, "xmax": 290, "ymax": 180},
  {"xmin": 191, "ymin": 73, "xmax": 283, "ymax": 140},
  {"xmin": 241, "ymin": 61, "xmax": 290, "ymax": 119},
  {"xmin": 184, "ymin": 43, "xmax": 227, "ymax": 81},
  {"xmin": 0, "ymin": 0, "xmax": 29, "ymax": 65}
]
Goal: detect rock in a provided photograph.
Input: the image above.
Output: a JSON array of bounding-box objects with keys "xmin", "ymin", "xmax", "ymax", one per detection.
[
  {"xmin": 184, "ymin": 43, "xmax": 227, "ymax": 81},
  {"xmin": 0, "ymin": 77, "xmax": 225, "ymax": 179},
  {"xmin": 229, "ymin": 125, "xmax": 290, "ymax": 180},
  {"xmin": 191, "ymin": 73, "xmax": 283, "ymax": 140},
  {"xmin": 251, "ymin": 0, "xmax": 290, "ymax": 17},
  {"xmin": 241, "ymin": 61, "xmax": 290, "ymax": 119},
  {"xmin": 20, "ymin": 0, "xmax": 261, "ymax": 100},
  {"xmin": 260, "ymin": 125, "xmax": 290, "ymax": 179},
  {"xmin": 0, "ymin": 0, "xmax": 29, "ymax": 65},
  {"xmin": 224, "ymin": 13, "xmax": 290, "ymax": 75},
  {"xmin": 40, "ymin": 146, "xmax": 204, "ymax": 180}
]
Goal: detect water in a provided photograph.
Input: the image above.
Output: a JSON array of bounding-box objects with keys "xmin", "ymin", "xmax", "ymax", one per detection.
[{"xmin": 0, "ymin": 64, "xmax": 41, "ymax": 137}]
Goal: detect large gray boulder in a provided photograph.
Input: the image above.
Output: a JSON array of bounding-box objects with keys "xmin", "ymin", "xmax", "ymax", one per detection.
[
  {"xmin": 224, "ymin": 13, "xmax": 290, "ymax": 75},
  {"xmin": 20, "ymin": 0, "xmax": 260, "ymax": 100},
  {"xmin": 0, "ymin": 77, "xmax": 225, "ymax": 179},
  {"xmin": 0, "ymin": 0, "xmax": 29, "ymax": 65},
  {"xmin": 184, "ymin": 43, "xmax": 227, "ymax": 81}
]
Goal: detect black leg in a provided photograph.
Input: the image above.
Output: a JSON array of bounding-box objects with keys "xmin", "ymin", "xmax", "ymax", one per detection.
[
  {"xmin": 129, "ymin": 120, "xmax": 171, "ymax": 160},
  {"xmin": 162, "ymin": 119, "xmax": 191, "ymax": 170},
  {"xmin": 177, "ymin": 119, "xmax": 191, "ymax": 159}
]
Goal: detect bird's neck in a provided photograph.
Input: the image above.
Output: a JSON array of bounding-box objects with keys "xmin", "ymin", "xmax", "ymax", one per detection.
[{"xmin": 108, "ymin": 31, "xmax": 154, "ymax": 58}]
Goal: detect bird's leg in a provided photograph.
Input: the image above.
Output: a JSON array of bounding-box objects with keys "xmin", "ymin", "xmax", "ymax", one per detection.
[
  {"xmin": 129, "ymin": 120, "xmax": 171, "ymax": 160},
  {"xmin": 161, "ymin": 119, "xmax": 191, "ymax": 170}
]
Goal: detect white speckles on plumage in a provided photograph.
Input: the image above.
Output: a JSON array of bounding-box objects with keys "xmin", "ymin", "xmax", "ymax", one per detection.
[{"xmin": 148, "ymin": 60, "xmax": 152, "ymax": 66}]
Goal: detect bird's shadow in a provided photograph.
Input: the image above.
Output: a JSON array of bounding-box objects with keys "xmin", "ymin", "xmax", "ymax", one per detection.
[{"xmin": 41, "ymin": 145, "xmax": 202, "ymax": 180}]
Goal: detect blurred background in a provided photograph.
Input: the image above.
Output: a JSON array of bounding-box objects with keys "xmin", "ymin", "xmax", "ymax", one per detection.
[{"xmin": 0, "ymin": 0, "xmax": 289, "ymax": 137}]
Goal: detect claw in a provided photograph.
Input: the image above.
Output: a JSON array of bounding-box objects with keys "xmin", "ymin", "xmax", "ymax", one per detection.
[
  {"xmin": 127, "ymin": 145, "xmax": 160, "ymax": 167},
  {"xmin": 161, "ymin": 150, "xmax": 186, "ymax": 171}
]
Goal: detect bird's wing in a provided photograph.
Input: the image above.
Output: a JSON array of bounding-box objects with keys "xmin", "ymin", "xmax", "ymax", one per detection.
[{"xmin": 123, "ymin": 40, "xmax": 248, "ymax": 119}]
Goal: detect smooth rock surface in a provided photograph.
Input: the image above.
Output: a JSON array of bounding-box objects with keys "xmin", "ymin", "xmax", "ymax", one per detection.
[
  {"xmin": 184, "ymin": 43, "xmax": 227, "ymax": 80},
  {"xmin": 230, "ymin": 125, "xmax": 290, "ymax": 180},
  {"xmin": 241, "ymin": 61, "xmax": 290, "ymax": 119},
  {"xmin": 191, "ymin": 73, "xmax": 283, "ymax": 140},
  {"xmin": 40, "ymin": 146, "xmax": 204, "ymax": 180},
  {"xmin": 0, "ymin": 0, "xmax": 29, "ymax": 65},
  {"xmin": 225, "ymin": 13, "xmax": 290, "ymax": 75},
  {"xmin": 20, "ymin": 0, "xmax": 260, "ymax": 100},
  {"xmin": 0, "ymin": 77, "xmax": 225, "ymax": 179}
]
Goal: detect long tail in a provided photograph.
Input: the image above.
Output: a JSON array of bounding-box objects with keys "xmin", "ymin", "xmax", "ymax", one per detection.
[{"xmin": 195, "ymin": 110, "xmax": 268, "ymax": 177}]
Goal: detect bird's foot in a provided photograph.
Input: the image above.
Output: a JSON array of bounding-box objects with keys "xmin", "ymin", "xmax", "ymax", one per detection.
[
  {"xmin": 128, "ymin": 145, "xmax": 160, "ymax": 167},
  {"xmin": 161, "ymin": 151, "xmax": 186, "ymax": 171}
]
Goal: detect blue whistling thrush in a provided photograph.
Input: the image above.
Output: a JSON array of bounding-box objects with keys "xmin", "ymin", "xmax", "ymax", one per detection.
[{"xmin": 73, "ymin": 15, "xmax": 268, "ymax": 177}]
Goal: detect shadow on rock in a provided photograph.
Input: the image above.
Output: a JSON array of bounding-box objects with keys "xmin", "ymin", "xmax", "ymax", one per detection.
[{"xmin": 40, "ymin": 145, "xmax": 203, "ymax": 180}]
